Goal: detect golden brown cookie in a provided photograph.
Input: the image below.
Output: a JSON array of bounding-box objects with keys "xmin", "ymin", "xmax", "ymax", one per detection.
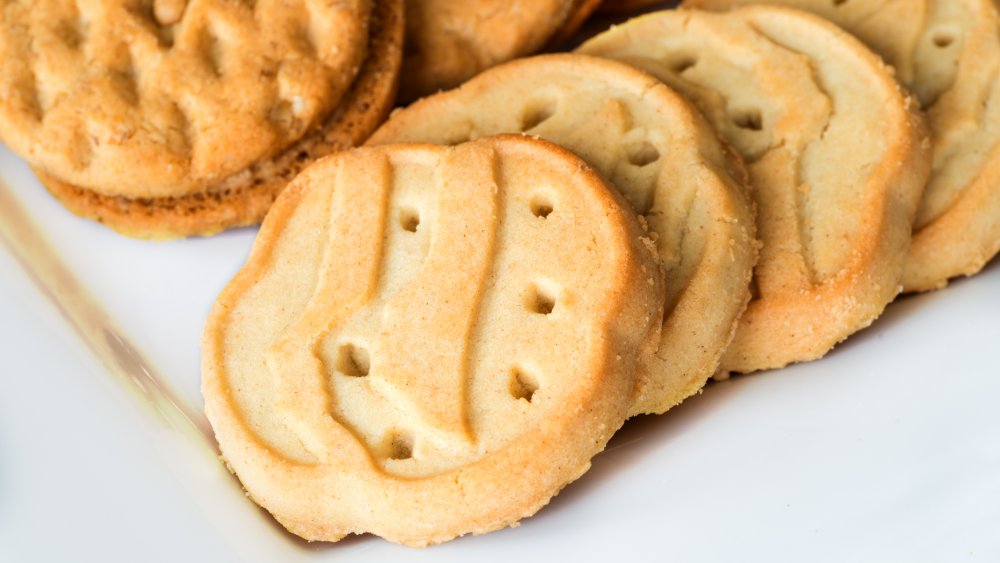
[
  {"xmin": 370, "ymin": 54, "xmax": 756, "ymax": 415},
  {"xmin": 202, "ymin": 135, "xmax": 665, "ymax": 546},
  {"xmin": 685, "ymin": 0, "xmax": 1000, "ymax": 292},
  {"xmin": 0, "ymin": 0, "xmax": 372, "ymax": 199},
  {"xmin": 33, "ymin": 0, "xmax": 403, "ymax": 240},
  {"xmin": 580, "ymin": 6, "xmax": 931, "ymax": 375},
  {"xmin": 399, "ymin": 0, "xmax": 583, "ymax": 102}
]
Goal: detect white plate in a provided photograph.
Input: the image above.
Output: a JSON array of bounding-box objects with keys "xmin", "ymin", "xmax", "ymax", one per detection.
[{"xmin": 2, "ymin": 42, "xmax": 1000, "ymax": 563}]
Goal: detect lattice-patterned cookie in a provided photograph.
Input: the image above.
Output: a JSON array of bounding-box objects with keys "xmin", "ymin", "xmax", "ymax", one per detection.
[
  {"xmin": 33, "ymin": 0, "xmax": 403, "ymax": 239},
  {"xmin": 685, "ymin": 0, "xmax": 1000, "ymax": 292},
  {"xmin": 201, "ymin": 136, "xmax": 666, "ymax": 545},
  {"xmin": 399, "ymin": 0, "xmax": 592, "ymax": 102},
  {"xmin": 0, "ymin": 0, "xmax": 371, "ymax": 199},
  {"xmin": 370, "ymin": 54, "xmax": 756, "ymax": 415},
  {"xmin": 580, "ymin": 6, "xmax": 931, "ymax": 374}
]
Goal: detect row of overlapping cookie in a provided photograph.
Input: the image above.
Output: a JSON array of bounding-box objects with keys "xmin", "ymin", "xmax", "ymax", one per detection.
[
  {"xmin": 201, "ymin": 0, "xmax": 1000, "ymax": 547},
  {"xmin": 4, "ymin": 0, "xmax": 996, "ymax": 550}
]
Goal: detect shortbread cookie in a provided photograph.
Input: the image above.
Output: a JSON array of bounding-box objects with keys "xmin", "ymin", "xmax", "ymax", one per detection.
[
  {"xmin": 370, "ymin": 54, "xmax": 756, "ymax": 415},
  {"xmin": 580, "ymin": 7, "xmax": 931, "ymax": 374},
  {"xmin": 685, "ymin": 0, "xmax": 1000, "ymax": 292},
  {"xmin": 201, "ymin": 136, "xmax": 665, "ymax": 545},
  {"xmin": 0, "ymin": 0, "xmax": 372, "ymax": 199},
  {"xmin": 400, "ymin": 0, "xmax": 583, "ymax": 101},
  {"xmin": 31, "ymin": 0, "xmax": 403, "ymax": 240}
]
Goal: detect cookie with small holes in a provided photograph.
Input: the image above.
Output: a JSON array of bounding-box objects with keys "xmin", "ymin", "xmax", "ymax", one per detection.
[
  {"xmin": 201, "ymin": 135, "xmax": 666, "ymax": 545},
  {"xmin": 580, "ymin": 6, "xmax": 931, "ymax": 375},
  {"xmin": 0, "ymin": 0, "xmax": 402, "ymax": 238},
  {"xmin": 370, "ymin": 54, "xmax": 757, "ymax": 416},
  {"xmin": 685, "ymin": 0, "xmax": 1000, "ymax": 292}
]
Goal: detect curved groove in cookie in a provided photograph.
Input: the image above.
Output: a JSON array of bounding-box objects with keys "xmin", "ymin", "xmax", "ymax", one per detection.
[
  {"xmin": 374, "ymin": 144, "xmax": 501, "ymax": 444},
  {"xmin": 266, "ymin": 156, "xmax": 392, "ymax": 460}
]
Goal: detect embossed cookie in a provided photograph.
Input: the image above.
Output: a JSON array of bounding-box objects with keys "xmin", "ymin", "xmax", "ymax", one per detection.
[
  {"xmin": 0, "ymin": 0, "xmax": 371, "ymax": 199},
  {"xmin": 400, "ymin": 0, "xmax": 590, "ymax": 102},
  {"xmin": 580, "ymin": 7, "xmax": 931, "ymax": 374},
  {"xmin": 32, "ymin": 0, "xmax": 403, "ymax": 239},
  {"xmin": 201, "ymin": 136, "xmax": 666, "ymax": 545},
  {"xmin": 685, "ymin": 0, "xmax": 1000, "ymax": 292},
  {"xmin": 370, "ymin": 54, "xmax": 756, "ymax": 415}
]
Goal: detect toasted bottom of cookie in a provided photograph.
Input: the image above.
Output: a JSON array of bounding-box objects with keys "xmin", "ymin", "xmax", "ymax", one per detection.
[{"xmin": 35, "ymin": 0, "xmax": 403, "ymax": 240}]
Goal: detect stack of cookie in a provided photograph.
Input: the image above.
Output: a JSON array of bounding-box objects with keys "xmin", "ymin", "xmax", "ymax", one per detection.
[
  {"xmin": 201, "ymin": 2, "xmax": 1000, "ymax": 547},
  {"xmin": 0, "ymin": 0, "xmax": 404, "ymax": 239}
]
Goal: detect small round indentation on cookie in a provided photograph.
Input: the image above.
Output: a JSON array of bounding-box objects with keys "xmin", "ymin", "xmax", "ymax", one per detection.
[
  {"xmin": 669, "ymin": 53, "xmax": 699, "ymax": 74},
  {"xmin": 385, "ymin": 430, "xmax": 414, "ymax": 460},
  {"xmin": 400, "ymin": 207, "xmax": 420, "ymax": 232},
  {"xmin": 832, "ymin": 0, "xmax": 848, "ymax": 7},
  {"xmin": 730, "ymin": 107, "xmax": 763, "ymax": 131},
  {"xmin": 627, "ymin": 141, "xmax": 660, "ymax": 167},
  {"xmin": 197, "ymin": 27, "xmax": 227, "ymax": 77},
  {"xmin": 336, "ymin": 342, "xmax": 370, "ymax": 377},
  {"xmin": 53, "ymin": 17, "xmax": 85, "ymax": 49},
  {"xmin": 525, "ymin": 283, "xmax": 556, "ymax": 315},
  {"xmin": 509, "ymin": 367, "xmax": 539, "ymax": 402},
  {"xmin": 520, "ymin": 98, "xmax": 558, "ymax": 131},
  {"xmin": 530, "ymin": 194, "xmax": 554, "ymax": 219},
  {"xmin": 932, "ymin": 31, "xmax": 955, "ymax": 48}
]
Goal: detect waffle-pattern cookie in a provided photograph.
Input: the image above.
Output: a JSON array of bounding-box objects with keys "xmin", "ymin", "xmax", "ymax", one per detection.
[
  {"xmin": 34, "ymin": 0, "xmax": 403, "ymax": 239},
  {"xmin": 0, "ymin": 0, "xmax": 371, "ymax": 199},
  {"xmin": 201, "ymin": 136, "xmax": 666, "ymax": 545},
  {"xmin": 685, "ymin": 0, "xmax": 1000, "ymax": 292},
  {"xmin": 399, "ymin": 0, "xmax": 588, "ymax": 102},
  {"xmin": 580, "ymin": 6, "xmax": 931, "ymax": 374},
  {"xmin": 370, "ymin": 54, "xmax": 756, "ymax": 415}
]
